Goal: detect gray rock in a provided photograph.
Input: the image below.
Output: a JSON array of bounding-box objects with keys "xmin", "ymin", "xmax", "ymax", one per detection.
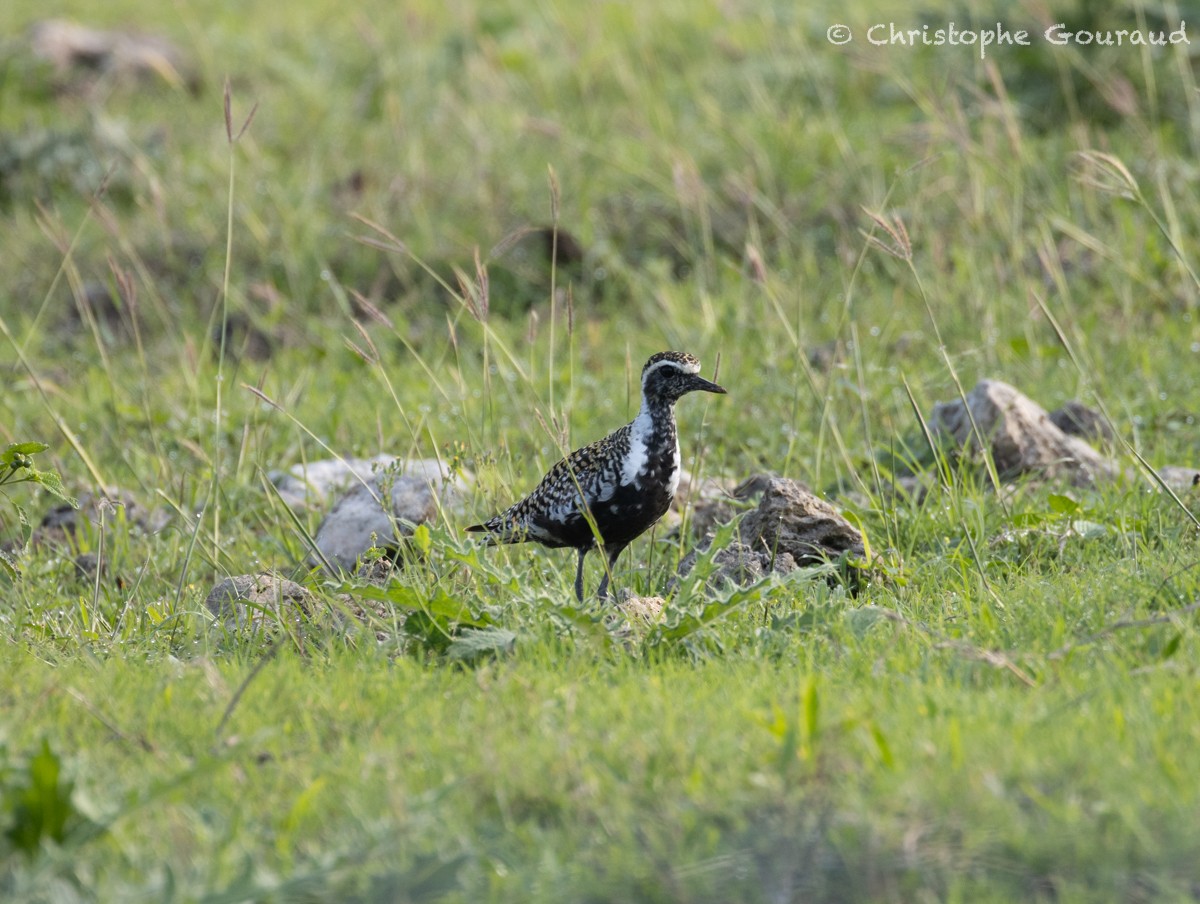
[
  {"xmin": 30, "ymin": 19, "xmax": 193, "ymax": 85},
  {"xmin": 312, "ymin": 459, "xmax": 471, "ymax": 573},
  {"xmin": 36, "ymin": 489, "xmax": 169, "ymax": 546},
  {"xmin": 665, "ymin": 471, "xmax": 778, "ymax": 538},
  {"xmin": 739, "ymin": 477, "xmax": 866, "ymax": 565},
  {"xmin": 674, "ymin": 477, "xmax": 865, "ymax": 592},
  {"xmin": 1049, "ymin": 400, "xmax": 1116, "ymax": 444},
  {"xmin": 205, "ymin": 573, "xmax": 315, "ymax": 632},
  {"xmin": 926, "ymin": 381, "xmax": 1200, "ymax": 496},
  {"xmin": 677, "ymin": 540, "xmax": 798, "ymax": 589},
  {"xmin": 930, "ymin": 380, "xmax": 1118, "ymax": 487},
  {"xmin": 206, "ymin": 573, "xmax": 396, "ymax": 642},
  {"xmin": 270, "ymin": 455, "xmax": 401, "ymax": 510},
  {"xmin": 688, "ymin": 472, "xmax": 778, "ymax": 538},
  {"xmin": 1152, "ymin": 466, "xmax": 1200, "ymax": 493}
]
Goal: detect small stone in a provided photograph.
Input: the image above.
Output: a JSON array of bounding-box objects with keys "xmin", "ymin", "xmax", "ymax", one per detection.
[
  {"xmin": 617, "ymin": 595, "xmax": 666, "ymax": 623},
  {"xmin": 1153, "ymin": 466, "xmax": 1200, "ymax": 493},
  {"xmin": 205, "ymin": 573, "xmax": 315, "ymax": 633}
]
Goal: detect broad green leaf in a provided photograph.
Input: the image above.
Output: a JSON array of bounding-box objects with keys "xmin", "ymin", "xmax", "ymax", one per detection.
[
  {"xmin": 0, "ymin": 442, "xmax": 48, "ymax": 466},
  {"xmin": 412, "ymin": 523, "xmax": 432, "ymax": 555},
  {"xmin": 447, "ymin": 627, "xmax": 516, "ymax": 663},
  {"xmin": 1047, "ymin": 493, "xmax": 1081, "ymax": 515},
  {"xmin": 28, "ymin": 469, "xmax": 78, "ymax": 507},
  {"xmin": 0, "ymin": 547, "xmax": 18, "ymax": 579},
  {"xmin": 1071, "ymin": 520, "xmax": 1108, "ymax": 540},
  {"xmin": 6, "ymin": 739, "xmax": 76, "ymax": 853}
]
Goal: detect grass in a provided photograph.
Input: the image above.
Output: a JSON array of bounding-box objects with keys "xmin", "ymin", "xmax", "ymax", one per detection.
[{"xmin": 3, "ymin": 0, "xmax": 1200, "ymax": 899}]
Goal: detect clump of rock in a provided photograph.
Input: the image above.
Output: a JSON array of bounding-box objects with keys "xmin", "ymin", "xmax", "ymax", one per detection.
[
  {"xmin": 36, "ymin": 489, "xmax": 170, "ymax": 546},
  {"xmin": 205, "ymin": 572, "xmax": 394, "ymax": 640},
  {"xmin": 677, "ymin": 540, "xmax": 799, "ymax": 588},
  {"xmin": 927, "ymin": 380, "xmax": 1197, "ymax": 492},
  {"xmin": 740, "ymin": 477, "xmax": 866, "ymax": 564},
  {"xmin": 1049, "ymin": 400, "xmax": 1116, "ymax": 444},
  {"xmin": 677, "ymin": 472, "xmax": 776, "ymax": 538},
  {"xmin": 205, "ymin": 572, "xmax": 315, "ymax": 633},
  {"xmin": 309, "ymin": 458, "xmax": 472, "ymax": 573},
  {"xmin": 677, "ymin": 477, "xmax": 867, "ymax": 591},
  {"xmin": 270, "ymin": 455, "xmax": 406, "ymax": 511},
  {"xmin": 30, "ymin": 19, "xmax": 194, "ymax": 88},
  {"xmin": 930, "ymin": 380, "xmax": 1118, "ymax": 487}
]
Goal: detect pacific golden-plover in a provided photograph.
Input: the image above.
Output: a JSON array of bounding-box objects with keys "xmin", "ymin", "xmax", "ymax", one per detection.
[{"xmin": 467, "ymin": 351, "xmax": 726, "ymax": 601}]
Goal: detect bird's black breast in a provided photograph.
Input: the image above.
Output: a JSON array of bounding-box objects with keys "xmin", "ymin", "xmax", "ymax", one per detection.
[{"xmin": 532, "ymin": 441, "xmax": 677, "ymax": 550}]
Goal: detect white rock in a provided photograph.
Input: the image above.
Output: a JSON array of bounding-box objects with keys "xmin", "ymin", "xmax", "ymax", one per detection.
[
  {"xmin": 311, "ymin": 459, "xmax": 472, "ymax": 573},
  {"xmin": 270, "ymin": 455, "xmax": 401, "ymax": 510}
]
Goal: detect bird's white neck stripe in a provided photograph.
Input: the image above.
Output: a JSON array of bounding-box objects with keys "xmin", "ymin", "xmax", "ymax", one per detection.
[
  {"xmin": 622, "ymin": 407, "xmax": 655, "ymax": 486},
  {"xmin": 622, "ymin": 402, "xmax": 679, "ymax": 488},
  {"xmin": 630, "ymin": 405, "xmax": 655, "ymax": 441}
]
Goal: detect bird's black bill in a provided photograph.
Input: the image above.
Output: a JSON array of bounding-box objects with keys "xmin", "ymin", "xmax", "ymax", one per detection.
[{"xmin": 690, "ymin": 376, "xmax": 727, "ymax": 394}]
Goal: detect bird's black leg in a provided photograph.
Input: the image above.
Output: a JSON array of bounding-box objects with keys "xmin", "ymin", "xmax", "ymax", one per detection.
[
  {"xmin": 596, "ymin": 544, "xmax": 627, "ymax": 602},
  {"xmin": 574, "ymin": 547, "xmax": 588, "ymax": 603}
]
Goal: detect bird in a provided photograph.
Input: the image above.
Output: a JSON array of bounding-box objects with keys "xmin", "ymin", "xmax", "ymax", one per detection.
[{"xmin": 467, "ymin": 351, "xmax": 727, "ymax": 602}]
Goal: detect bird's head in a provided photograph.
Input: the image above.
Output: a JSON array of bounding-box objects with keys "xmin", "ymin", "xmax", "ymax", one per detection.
[{"xmin": 640, "ymin": 351, "xmax": 727, "ymax": 405}]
